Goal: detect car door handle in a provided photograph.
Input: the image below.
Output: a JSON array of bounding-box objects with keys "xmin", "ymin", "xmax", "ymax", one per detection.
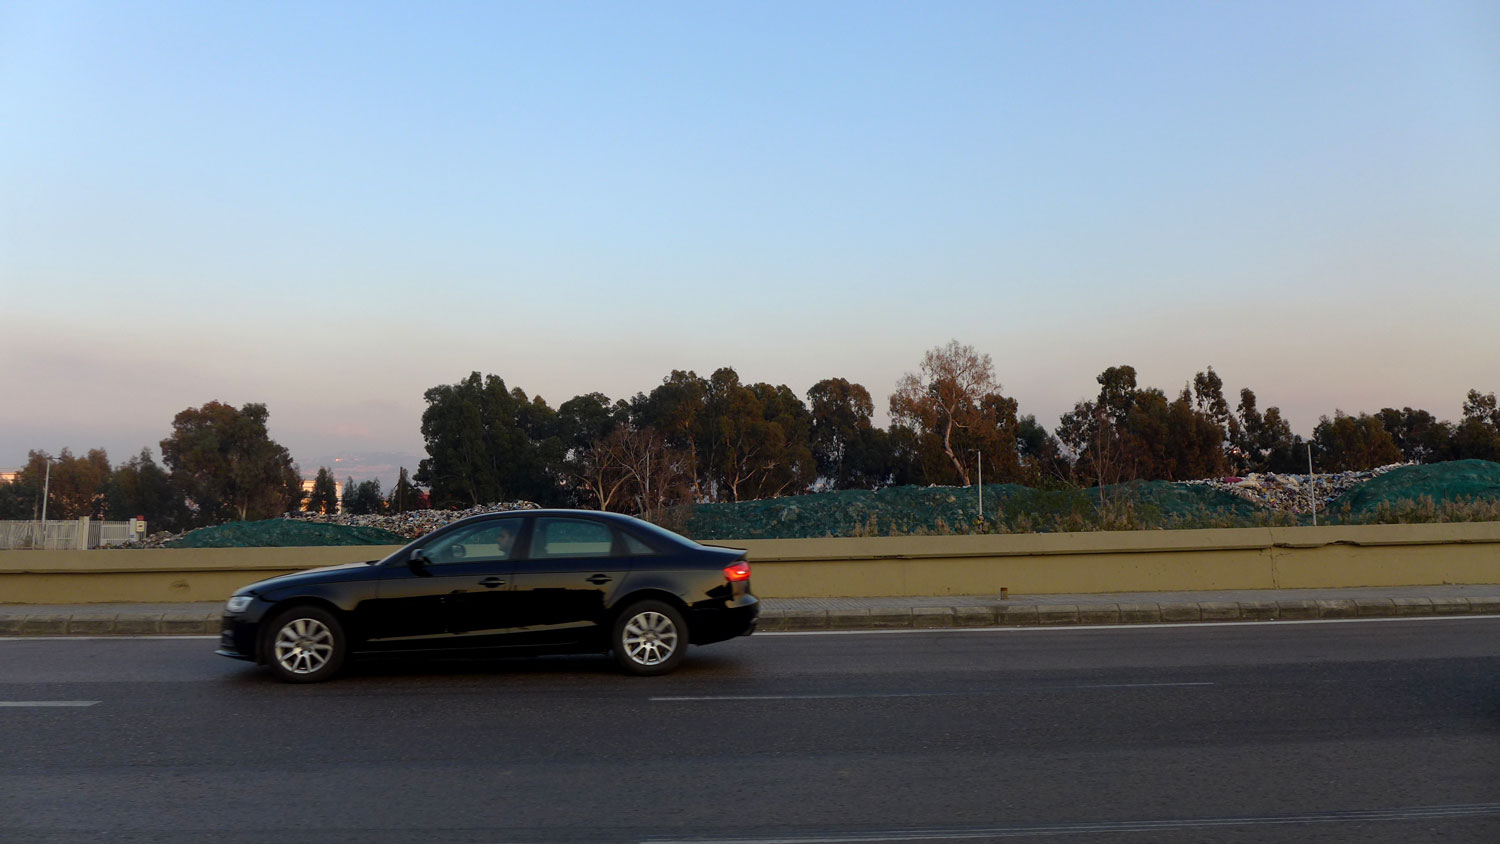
[
  {"xmin": 478, "ymin": 577, "xmax": 507, "ymax": 588},
  {"xmin": 585, "ymin": 574, "xmax": 612, "ymax": 585}
]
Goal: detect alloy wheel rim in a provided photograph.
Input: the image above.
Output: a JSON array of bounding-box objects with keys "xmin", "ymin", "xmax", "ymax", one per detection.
[
  {"xmin": 274, "ymin": 617, "xmax": 334, "ymax": 675},
  {"xmin": 623, "ymin": 611, "xmax": 678, "ymax": 666}
]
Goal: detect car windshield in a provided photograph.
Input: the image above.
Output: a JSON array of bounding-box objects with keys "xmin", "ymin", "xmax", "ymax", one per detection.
[{"xmin": 375, "ymin": 521, "xmax": 480, "ymax": 566}]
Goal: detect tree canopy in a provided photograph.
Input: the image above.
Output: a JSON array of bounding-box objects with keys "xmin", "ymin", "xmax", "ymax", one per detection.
[
  {"xmin": 386, "ymin": 467, "xmax": 424, "ymax": 513},
  {"xmin": 12, "ymin": 448, "xmax": 113, "ymax": 520},
  {"xmin": 307, "ymin": 468, "xmax": 339, "ymax": 515},
  {"xmin": 890, "ymin": 341, "xmax": 1009, "ymax": 486},
  {"xmin": 105, "ymin": 448, "xmax": 188, "ymax": 531},
  {"xmin": 415, "ymin": 372, "xmax": 569, "ymax": 507},
  {"xmin": 159, "ymin": 401, "xmax": 303, "ymax": 525},
  {"xmin": 4, "ymin": 352, "xmax": 1496, "ymax": 531}
]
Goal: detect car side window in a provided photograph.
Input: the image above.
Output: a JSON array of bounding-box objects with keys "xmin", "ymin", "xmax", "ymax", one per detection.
[
  {"xmin": 529, "ymin": 517, "xmax": 615, "ymax": 559},
  {"xmin": 621, "ymin": 532, "xmax": 657, "ymax": 556},
  {"xmin": 422, "ymin": 520, "xmax": 522, "ymax": 565}
]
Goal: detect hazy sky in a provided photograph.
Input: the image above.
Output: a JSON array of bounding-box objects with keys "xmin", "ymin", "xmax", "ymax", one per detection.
[{"xmin": 3, "ymin": 0, "xmax": 1497, "ymax": 480}]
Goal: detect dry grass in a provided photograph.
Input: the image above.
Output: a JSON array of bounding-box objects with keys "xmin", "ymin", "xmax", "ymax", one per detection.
[
  {"xmin": 1326, "ymin": 496, "xmax": 1500, "ymax": 525},
  {"xmin": 856, "ymin": 495, "xmax": 1498, "ymax": 537}
]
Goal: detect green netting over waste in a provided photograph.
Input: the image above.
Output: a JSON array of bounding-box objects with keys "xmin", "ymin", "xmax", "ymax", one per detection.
[
  {"xmin": 1107, "ymin": 480, "xmax": 1266, "ymax": 523},
  {"xmin": 685, "ymin": 480, "xmax": 1266, "ymax": 540},
  {"xmin": 687, "ymin": 484, "xmax": 1015, "ymax": 540},
  {"xmin": 165, "ymin": 519, "xmax": 407, "ymax": 548},
  {"xmin": 1327, "ymin": 460, "xmax": 1500, "ymax": 517},
  {"xmin": 152, "ymin": 461, "xmax": 1500, "ymax": 545}
]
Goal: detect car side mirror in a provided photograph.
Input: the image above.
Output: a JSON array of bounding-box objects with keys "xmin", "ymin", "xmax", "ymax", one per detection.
[{"xmin": 409, "ymin": 548, "xmax": 429, "ymax": 569}]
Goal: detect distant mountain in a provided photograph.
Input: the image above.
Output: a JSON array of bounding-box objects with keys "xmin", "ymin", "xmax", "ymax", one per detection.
[{"xmin": 300, "ymin": 452, "xmax": 424, "ymax": 489}]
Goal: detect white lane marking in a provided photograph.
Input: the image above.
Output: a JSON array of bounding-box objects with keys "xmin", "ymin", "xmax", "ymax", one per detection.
[
  {"xmin": 0, "ymin": 613, "xmax": 1491, "ymax": 644},
  {"xmin": 1071, "ymin": 681, "xmax": 1214, "ymax": 689},
  {"xmin": 653, "ymin": 682, "xmax": 1212, "ymax": 701},
  {"xmin": 0, "ymin": 701, "xmax": 99, "ymax": 707},
  {"xmin": 760, "ymin": 614, "xmax": 1500, "ymax": 636},
  {"xmin": 0, "ymin": 635, "xmax": 219, "ymax": 641},
  {"xmin": 640, "ymin": 802, "xmax": 1500, "ymax": 843}
]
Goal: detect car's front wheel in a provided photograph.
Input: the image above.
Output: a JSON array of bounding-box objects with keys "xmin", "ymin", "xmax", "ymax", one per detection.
[
  {"xmin": 263, "ymin": 606, "xmax": 347, "ymax": 683},
  {"xmin": 612, "ymin": 600, "xmax": 687, "ymax": 676}
]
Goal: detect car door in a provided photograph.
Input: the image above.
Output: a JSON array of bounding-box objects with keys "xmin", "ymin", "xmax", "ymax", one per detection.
[
  {"xmin": 507, "ymin": 516, "xmax": 632, "ymax": 647},
  {"xmin": 365, "ymin": 517, "xmax": 525, "ymax": 648}
]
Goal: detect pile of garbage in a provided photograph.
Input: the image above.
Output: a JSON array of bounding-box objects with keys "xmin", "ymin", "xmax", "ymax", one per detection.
[
  {"xmin": 122, "ymin": 531, "xmax": 189, "ymax": 549},
  {"xmin": 115, "ymin": 501, "xmax": 540, "ymax": 548},
  {"xmin": 1182, "ymin": 464, "xmax": 1407, "ymax": 514},
  {"xmin": 163, "ymin": 519, "xmax": 409, "ymax": 549},
  {"xmin": 281, "ymin": 501, "xmax": 539, "ymax": 539}
]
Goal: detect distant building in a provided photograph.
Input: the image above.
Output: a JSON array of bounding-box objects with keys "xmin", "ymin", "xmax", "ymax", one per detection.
[
  {"xmin": 299, "ymin": 478, "xmax": 344, "ymax": 513},
  {"xmin": 0, "ymin": 469, "xmax": 19, "ymax": 485}
]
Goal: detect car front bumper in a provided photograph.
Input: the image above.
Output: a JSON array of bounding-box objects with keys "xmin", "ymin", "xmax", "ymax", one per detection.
[{"xmin": 216, "ymin": 614, "xmax": 262, "ymax": 662}]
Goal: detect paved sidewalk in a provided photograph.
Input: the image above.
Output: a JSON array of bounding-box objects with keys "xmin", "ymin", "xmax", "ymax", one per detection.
[
  {"xmin": 2, "ymin": 585, "xmax": 1499, "ymax": 635},
  {"xmin": 761, "ymin": 585, "xmax": 1500, "ymax": 630}
]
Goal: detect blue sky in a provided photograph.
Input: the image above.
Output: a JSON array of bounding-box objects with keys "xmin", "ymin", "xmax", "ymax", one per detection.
[{"xmin": 3, "ymin": 1, "xmax": 1497, "ymax": 480}]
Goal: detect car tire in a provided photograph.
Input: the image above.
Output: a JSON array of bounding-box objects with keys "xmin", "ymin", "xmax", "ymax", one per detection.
[
  {"xmin": 262, "ymin": 606, "xmax": 347, "ymax": 684},
  {"xmin": 612, "ymin": 600, "xmax": 688, "ymax": 676}
]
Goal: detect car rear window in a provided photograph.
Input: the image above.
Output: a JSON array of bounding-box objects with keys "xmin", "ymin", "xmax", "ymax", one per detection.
[
  {"xmin": 621, "ymin": 516, "xmax": 698, "ymax": 549},
  {"xmin": 621, "ymin": 532, "xmax": 657, "ymax": 556},
  {"xmin": 530, "ymin": 517, "xmax": 614, "ymax": 559}
]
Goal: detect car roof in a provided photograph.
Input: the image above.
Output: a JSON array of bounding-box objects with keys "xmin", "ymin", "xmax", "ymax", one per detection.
[
  {"xmin": 440, "ymin": 509, "xmax": 699, "ymax": 545},
  {"xmin": 446, "ymin": 508, "xmax": 644, "ymax": 525},
  {"xmin": 519, "ymin": 508, "xmax": 636, "ymax": 520}
]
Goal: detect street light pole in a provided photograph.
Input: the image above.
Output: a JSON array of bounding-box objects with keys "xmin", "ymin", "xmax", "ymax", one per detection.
[
  {"xmin": 1307, "ymin": 443, "xmax": 1316, "ymax": 527},
  {"xmin": 37, "ymin": 454, "xmax": 59, "ymax": 550},
  {"xmin": 40, "ymin": 458, "xmax": 52, "ymax": 525},
  {"xmin": 973, "ymin": 449, "xmax": 983, "ymax": 524}
]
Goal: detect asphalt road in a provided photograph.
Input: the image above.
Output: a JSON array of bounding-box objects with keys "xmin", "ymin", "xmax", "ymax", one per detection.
[{"xmin": 2, "ymin": 618, "xmax": 1499, "ymax": 843}]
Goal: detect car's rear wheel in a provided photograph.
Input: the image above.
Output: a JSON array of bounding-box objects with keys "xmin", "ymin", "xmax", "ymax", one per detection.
[
  {"xmin": 263, "ymin": 606, "xmax": 346, "ymax": 683},
  {"xmin": 612, "ymin": 600, "xmax": 687, "ymax": 676}
]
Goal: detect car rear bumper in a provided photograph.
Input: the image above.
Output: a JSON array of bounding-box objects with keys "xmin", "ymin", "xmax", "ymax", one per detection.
[{"xmin": 688, "ymin": 596, "xmax": 758, "ymax": 645}]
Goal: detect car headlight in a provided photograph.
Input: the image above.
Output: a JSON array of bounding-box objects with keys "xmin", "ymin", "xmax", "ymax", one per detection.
[{"xmin": 225, "ymin": 595, "xmax": 253, "ymax": 613}]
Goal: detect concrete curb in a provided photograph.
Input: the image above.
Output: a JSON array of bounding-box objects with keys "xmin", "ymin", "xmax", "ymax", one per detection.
[
  {"xmin": 0, "ymin": 610, "xmax": 219, "ymax": 636},
  {"xmin": 755, "ymin": 598, "xmax": 1500, "ymax": 632},
  {"xmin": 1, "ymin": 597, "xmax": 1499, "ymax": 636}
]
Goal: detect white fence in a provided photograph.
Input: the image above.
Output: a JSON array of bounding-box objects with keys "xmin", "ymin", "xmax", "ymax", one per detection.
[{"xmin": 0, "ymin": 518, "xmax": 145, "ymax": 550}]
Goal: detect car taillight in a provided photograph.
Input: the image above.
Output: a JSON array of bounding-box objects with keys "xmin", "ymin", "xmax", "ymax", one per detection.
[{"xmin": 723, "ymin": 560, "xmax": 751, "ymax": 582}]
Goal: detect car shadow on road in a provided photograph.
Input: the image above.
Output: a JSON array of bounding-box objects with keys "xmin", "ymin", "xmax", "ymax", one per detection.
[{"xmin": 216, "ymin": 647, "xmax": 758, "ymax": 687}]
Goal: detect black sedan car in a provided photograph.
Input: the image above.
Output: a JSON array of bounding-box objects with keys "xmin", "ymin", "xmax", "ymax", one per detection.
[{"xmin": 217, "ymin": 510, "xmax": 757, "ymax": 682}]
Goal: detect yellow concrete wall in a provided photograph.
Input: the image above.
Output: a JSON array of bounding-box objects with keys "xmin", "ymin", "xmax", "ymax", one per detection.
[
  {"xmin": 712, "ymin": 523, "xmax": 1500, "ymax": 597},
  {"xmin": 1264, "ymin": 523, "xmax": 1500, "ymax": 589},
  {"xmin": 740, "ymin": 547, "xmax": 1279, "ymax": 597},
  {"xmin": 0, "ymin": 547, "xmax": 402, "ymax": 604},
  {"xmin": 1, "ymin": 524, "xmax": 1497, "ymax": 603}
]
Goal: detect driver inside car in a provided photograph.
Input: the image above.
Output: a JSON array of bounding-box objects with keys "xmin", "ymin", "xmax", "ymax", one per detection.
[
  {"xmin": 433, "ymin": 521, "xmax": 520, "ymax": 563},
  {"xmin": 491, "ymin": 522, "xmax": 518, "ymax": 558}
]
